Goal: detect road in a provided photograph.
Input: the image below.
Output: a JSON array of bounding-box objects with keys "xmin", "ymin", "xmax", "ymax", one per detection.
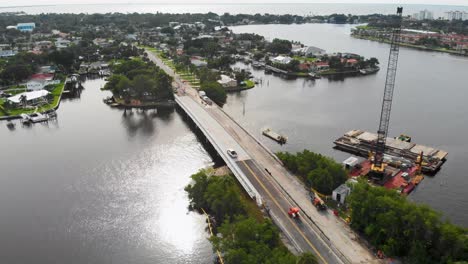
[{"xmin": 145, "ymin": 49, "xmax": 379, "ymax": 264}]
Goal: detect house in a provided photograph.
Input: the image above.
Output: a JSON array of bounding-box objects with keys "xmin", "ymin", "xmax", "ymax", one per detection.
[
  {"xmin": 16, "ymin": 23, "xmax": 35, "ymax": 32},
  {"xmin": 312, "ymin": 62, "xmax": 330, "ymax": 71},
  {"xmin": 304, "ymin": 46, "xmax": 326, "ymax": 56},
  {"xmin": 271, "ymin": 55, "xmax": 292, "ymax": 64},
  {"xmin": 26, "ymin": 80, "xmax": 48, "ymax": 90},
  {"xmin": 55, "ymin": 38, "xmax": 71, "ymax": 49},
  {"xmin": 7, "ymin": 90, "xmax": 50, "ymax": 105},
  {"xmin": 190, "ymin": 57, "xmax": 208, "ymax": 67},
  {"xmin": 332, "ymin": 184, "xmax": 351, "ymax": 204},
  {"xmin": 298, "ymin": 63, "xmax": 311, "ymax": 71},
  {"xmin": 342, "ymin": 58, "xmax": 359, "ymax": 67},
  {"xmin": 218, "ymin": 74, "xmax": 237, "ymax": 88},
  {"xmin": 26, "ymin": 73, "xmax": 58, "ymax": 90},
  {"xmin": 93, "ymin": 38, "xmax": 113, "ymax": 48},
  {"xmin": 35, "ymin": 40, "xmax": 53, "ymax": 50},
  {"xmin": 0, "ymin": 50, "xmax": 16, "ymax": 57},
  {"xmin": 293, "ymin": 46, "xmax": 326, "ymax": 57}
]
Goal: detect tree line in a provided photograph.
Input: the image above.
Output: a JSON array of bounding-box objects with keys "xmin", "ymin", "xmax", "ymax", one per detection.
[
  {"xmin": 185, "ymin": 169, "xmax": 318, "ymax": 264},
  {"xmin": 348, "ymin": 180, "xmax": 468, "ymax": 263}
]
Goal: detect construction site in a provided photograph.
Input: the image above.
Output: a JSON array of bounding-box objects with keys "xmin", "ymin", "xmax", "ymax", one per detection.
[{"xmin": 333, "ymin": 7, "xmax": 448, "ymax": 195}]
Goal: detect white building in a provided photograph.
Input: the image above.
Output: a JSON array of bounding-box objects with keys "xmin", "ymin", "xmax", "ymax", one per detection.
[
  {"xmin": 342, "ymin": 156, "xmax": 359, "ymax": 170},
  {"xmin": 16, "ymin": 23, "xmax": 36, "ymax": 32},
  {"xmin": 7, "ymin": 90, "xmax": 50, "ymax": 105},
  {"xmin": 271, "ymin": 55, "xmax": 292, "ymax": 64},
  {"xmin": 293, "ymin": 45, "xmax": 326, "ymax": 57},
  {"xmin": 218, "ymin": 74, "xmax": 237, "ymax": 88},
  {"xmin": 412, "ymin": 9, "xmax": 434, "ymax": 20},
  {"xmin": 332, "ymin": 184, "xmax": 351, "ymax": 204},
  {"xmin": 445, "ymin": 11, "xmax": 468, "ymax": 21}
]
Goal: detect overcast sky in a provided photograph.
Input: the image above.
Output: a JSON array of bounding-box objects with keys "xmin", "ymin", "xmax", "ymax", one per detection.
[{"xmin": 2, "ymin": 0, "xmax": 468, "ymax": 7}]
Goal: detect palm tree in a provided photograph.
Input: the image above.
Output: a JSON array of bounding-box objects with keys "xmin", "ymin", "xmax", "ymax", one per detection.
[{"xmin": 19, "ymin": 94, "xmax": 27, "ymax": 107}]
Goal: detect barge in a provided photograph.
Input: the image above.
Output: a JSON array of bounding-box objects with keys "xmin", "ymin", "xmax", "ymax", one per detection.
[
  {"xmin": 262, "ymin": 128, "xmax": 287, "ymax": 144},
  {"xmin": 334, "ymin": 130, "xmax": 447, "ymax": 173}
]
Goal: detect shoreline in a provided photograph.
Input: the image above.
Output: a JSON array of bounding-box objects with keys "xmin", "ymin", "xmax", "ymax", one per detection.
[
  {"xmin": 0, "ymin": 82, "xmax": 65, "ymax": 121},
  {"xmin": 352, "ymin": 35, "xmax": 468, "ymax": 56}
]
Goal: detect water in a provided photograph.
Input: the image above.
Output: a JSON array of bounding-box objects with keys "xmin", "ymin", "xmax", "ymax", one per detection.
[
  {"xmin": 0, "ymin": 79, "xmax": 214, "ymax": 263},
  {"xmin": 228, "ymin": 23, "xmax": 468, "ymax": 227},
  {"xmin": 1, "ymin": 3, "xmax": 468, "ymax": 18}
]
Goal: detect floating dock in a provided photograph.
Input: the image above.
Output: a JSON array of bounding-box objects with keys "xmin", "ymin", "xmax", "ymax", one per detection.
[{"xmin": 334, "ymin": 130, "xmax": 448, "ymax": 173}]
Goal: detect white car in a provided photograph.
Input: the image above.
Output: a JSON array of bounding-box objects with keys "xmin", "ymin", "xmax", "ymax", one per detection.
[{"xmin": 227, "ymin": 149, "xmax": 238, "ymax": 159}]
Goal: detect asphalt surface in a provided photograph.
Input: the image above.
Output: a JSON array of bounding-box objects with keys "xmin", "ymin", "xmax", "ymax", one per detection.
[{"xmin": 237, "ymin": 159, "xmax": 342, "ymax": 264}]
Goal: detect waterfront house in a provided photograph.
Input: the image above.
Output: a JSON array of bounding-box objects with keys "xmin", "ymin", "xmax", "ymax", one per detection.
[
  {"xmin": 7, "ymin": 90, "xmax": 50, "ymax": 105},
  {"xmin": 271, "ymin": 55, "xmax": 292, "ymax": 64},
  {"xmin": 218, "ymin": 74, "xmax": 237, "ymax": 88},
  {"xmin": 293, "ymin": 46, "xmax": 326, "ymax": 57},
  {"xmin": 312, "ymin": 62, "xmax": 330, "ymax": 71}
]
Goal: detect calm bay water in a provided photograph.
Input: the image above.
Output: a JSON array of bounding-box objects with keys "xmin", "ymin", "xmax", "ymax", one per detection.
[
  {"xmin": 0, "ymin": 3, "xmax": 467, "ymax": 263},
  {"xmin": 0, "ymin": 79, "xmax": 214, "ymax": 263},
  {"xmin": 228, "ymin": 23, "xmax": 468, "ymax": 227}
]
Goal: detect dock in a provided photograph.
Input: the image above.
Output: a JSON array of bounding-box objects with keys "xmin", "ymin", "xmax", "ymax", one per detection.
[{"xmin": 334, "ymin": 130, "xmax": 448, "ymax": 173}]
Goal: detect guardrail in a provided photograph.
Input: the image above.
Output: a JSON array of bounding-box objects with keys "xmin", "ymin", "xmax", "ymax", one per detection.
[{"xmin": 175, "ymin": 95, "xmax": 262, "ymax": 205}]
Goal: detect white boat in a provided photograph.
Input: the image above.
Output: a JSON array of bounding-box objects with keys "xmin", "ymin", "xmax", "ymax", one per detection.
[{"xmin": 29, "ymin": 113, "xmax": 49, "ymax": 123}]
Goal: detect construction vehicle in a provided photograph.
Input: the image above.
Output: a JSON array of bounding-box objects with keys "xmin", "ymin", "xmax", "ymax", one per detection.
[
  {"xmin": 312, "ymin": 196, "xmax": 327, "ymax": 211},
  {"xmin": 288, "ymin": 207, "xmax": 300, "ymax": 219},
  {"xmin": 370, "ymin": 7, "xmax": 404, "ymax": 180}
]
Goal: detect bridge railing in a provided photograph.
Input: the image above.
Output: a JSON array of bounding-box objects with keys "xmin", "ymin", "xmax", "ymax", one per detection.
[{"xmin": 175, "ymin": 95, "xmax": 263, "ymax": 205}]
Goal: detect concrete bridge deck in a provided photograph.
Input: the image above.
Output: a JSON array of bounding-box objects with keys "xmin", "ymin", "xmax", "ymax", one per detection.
[{"xmin": 145, "ymin": 48, "xmax": 379, "ymax": 264}]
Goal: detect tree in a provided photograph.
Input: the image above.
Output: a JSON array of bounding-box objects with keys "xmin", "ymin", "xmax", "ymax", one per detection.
[
  {"xmin": 201, "ymin": 81, "xmax": 226, "ymax": 106},
  {"xmin": 268, "ymin": 38, "xmax": 292, "ymax": 54},
  {"xmin": 160, "ymin": 26, "xmax": 175, "ymax": 35}
]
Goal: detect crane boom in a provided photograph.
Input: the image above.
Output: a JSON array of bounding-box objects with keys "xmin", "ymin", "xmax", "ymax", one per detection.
[{"xmin": 372, "ymin": 7, "xmax": 403, "ymax": 177}]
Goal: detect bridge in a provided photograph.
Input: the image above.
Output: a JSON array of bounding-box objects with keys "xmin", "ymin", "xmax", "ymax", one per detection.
[{"xmin": 145, "ymin": 49, "xmax": 378, "ymax": 264}]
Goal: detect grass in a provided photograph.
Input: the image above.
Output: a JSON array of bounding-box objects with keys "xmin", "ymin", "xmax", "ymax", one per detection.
[
  {"xmin": 292, "ymin": 55, "xmax": 318, "ymax": 63},
  {"xmin": 142, "ymin": 45, "xmax": 203, "ymax": 88},
  {"xmin": 243, "ymin": 79, "xmax": 255, "ymax": 89},
  {"xmin": 0, "ymin": 82, "xmax": 64, "ymax": 117}
]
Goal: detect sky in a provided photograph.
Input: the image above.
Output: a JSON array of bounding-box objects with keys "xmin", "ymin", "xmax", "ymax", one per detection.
[{"xmin": 1, "ymin": 0, "xmax": 468, "ymax": 7}]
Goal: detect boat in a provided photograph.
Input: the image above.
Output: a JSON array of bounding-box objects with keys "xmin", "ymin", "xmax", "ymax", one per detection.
[
  {"xmin": 6, "ymin": 120, "xmax": 15, "ymax": 129},
  {"xmin": 359, "ymin": 66, "xmax": 380, "ymax": 75},
  {"xmin": 28, "ymin": 112, "xmax": 49, "ymax": 123},
  {"xmin": 262, "ymin": 128, "xmax": 287, "ymax": 144},
  {"xmin": 397, "ymin": 134, "xmax": 412, "ymax": 142},
  {"xmin": 308, "ymin": 72, "xmax": 321, "ymax": 79},
  {"xmin": 103, "ymin": 96, "xmax": 115, "ymax": 105}
]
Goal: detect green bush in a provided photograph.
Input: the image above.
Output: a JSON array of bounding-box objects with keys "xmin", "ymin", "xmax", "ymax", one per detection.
[{"xmin": 277, "ymin": 150, "xmax": 347, "ymax": 194}]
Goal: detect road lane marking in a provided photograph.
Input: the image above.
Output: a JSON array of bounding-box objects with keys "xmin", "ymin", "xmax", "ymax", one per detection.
[{"xmin": 241, "ymin": 160, "xmax": 328, "ymax": 264}]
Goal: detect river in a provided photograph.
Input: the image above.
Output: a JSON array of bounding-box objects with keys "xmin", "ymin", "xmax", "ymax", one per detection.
[
  {"xmin": 0, "ymin": 7, "xmax": 467, "ymax": 263},
  {"xmin": 0, "ymin": 79, "xmax": 214, "ymax": 263},
  {"xmin": 227, "ymin": 23, "xmax": 468, "ymax": 227}
]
